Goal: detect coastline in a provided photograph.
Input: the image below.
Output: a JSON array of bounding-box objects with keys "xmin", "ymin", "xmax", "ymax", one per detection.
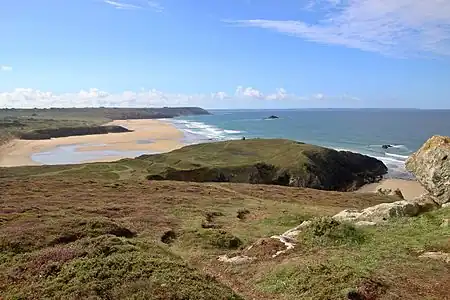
[{"xmin": 0, "ymin": 119, "xmax": 184, "ymax": 167}]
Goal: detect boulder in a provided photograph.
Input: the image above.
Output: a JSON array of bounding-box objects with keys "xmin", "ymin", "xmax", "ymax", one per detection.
[
  {"xmin": 410, "ymin": 193, "xmax": 440, "ymax": 213},
  {"xmin": 333, "ymin": 209, "xmax": 362, "ymax": 222},
  {"xmin": 382, "ymin": 144, "xmax": 392, "ymax": 149},
  {"xmin": 419, "ymin": 252, "xmax": 450, "ymax": 263},
  {"xmin": 377, "ymin": 188, "xmax": 404, "ymax": 199},
  {"xmin": 406, "ymin": 135, "xmax": 450, "ymax": 205},
  {"xmin": 333, "ymin": 200, "xmax": 421, "ymax": 223}
]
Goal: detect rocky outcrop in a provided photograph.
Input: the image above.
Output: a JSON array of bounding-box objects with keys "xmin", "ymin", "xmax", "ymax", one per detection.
[
  {"xmin": 265, "ymin": 115, "xmax": 279, "ymax": 119},
  {"xmin": 419, "ymin": 252, "xmax": 450, "ymax": 263},
  {"xmin": 19, "ymin": 125, "xmax": 131, "ymax": 140},
  {"xmin": 142, "ymin": 139, "xmax": 388, "ymax": 192},
  {"xmin": 377, "ymin": 188, "xmax": 404, "ymax": 199},
  {"xmin": 406, "ymin": 135, "xmax": 450, "ymax": 205},
  {"xmin": 333, "ymin": 200, "xmax": 422, "ymax": 223},
  {"xmin": 332, "ymin": 194, "xmax": 440, "ymax": 224}
]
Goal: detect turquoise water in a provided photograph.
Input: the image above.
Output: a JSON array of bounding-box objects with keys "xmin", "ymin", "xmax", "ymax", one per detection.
[{"xmin": 169, "ymin": 109, "xmax": 450, "ymax": 179}]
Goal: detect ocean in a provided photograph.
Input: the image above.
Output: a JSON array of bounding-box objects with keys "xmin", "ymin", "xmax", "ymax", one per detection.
[{"xmin": 168, "ymin": 109, "xmax": 450, "ymax": 179}]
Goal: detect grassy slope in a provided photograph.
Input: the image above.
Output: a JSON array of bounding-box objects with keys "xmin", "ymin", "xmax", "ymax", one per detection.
[
  {"xmin": 1, "ymin": 162, "xmax": 449, "ymax": 299},
  {"xmin": 139, "ymin": 139, "xmax": 316, "ymax": 169},
  {"xmin": 0, "ymin": 114, "xmax": 108, "ymax": 145},
  {"xmin": 139, "ymin": 139, "xmax": 387, "ymax": 191}
]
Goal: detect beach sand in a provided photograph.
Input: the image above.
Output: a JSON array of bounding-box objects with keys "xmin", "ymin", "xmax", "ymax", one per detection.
[
  {"xmin": 358, "ymin": 178, "xmax": 426, "ymax": 200},
  {"xmin": 0, "ymin": 119, "xmax": 184, "ymax": 167}
]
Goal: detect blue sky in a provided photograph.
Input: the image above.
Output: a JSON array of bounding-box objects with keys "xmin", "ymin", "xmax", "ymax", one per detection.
[{"xmin": 1, "ymin": 0, "xmax": 450, "ymax": 109}]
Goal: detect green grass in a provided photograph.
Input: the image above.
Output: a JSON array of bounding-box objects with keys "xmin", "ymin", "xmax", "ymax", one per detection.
[{"xmin": 257, "ymin": 208, "xmax": 450, "ymax": 300}]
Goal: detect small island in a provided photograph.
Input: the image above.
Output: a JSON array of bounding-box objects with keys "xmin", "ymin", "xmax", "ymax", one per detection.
[{"xmin": 265, "ymin": 115, "xmax": 279, "ymax": 120}]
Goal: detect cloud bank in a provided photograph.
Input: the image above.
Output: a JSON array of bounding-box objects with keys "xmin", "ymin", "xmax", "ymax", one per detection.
[
  {"xmin": 0, "ymin": 87, "xmax": 357, "ymax": 109},
  {"xmin": 225, "ymin": 0, "xmax": 450, "ymax": 57}
]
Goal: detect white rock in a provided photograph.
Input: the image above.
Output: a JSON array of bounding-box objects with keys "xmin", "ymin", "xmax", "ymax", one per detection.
[
  {"xmin": 218, "ymin": 255, "xmax": 256, "ymax": 264},
  {"xmin": 332, "ymin": 201, "xmax": 421, "ymax": 224},
  {"xmin": 332, "ymin": 209, "xmax": 362, "ymax": 222},
  {"xmin": 419, "ymin": 252, "xmax": 450, "ymax": 263},
  {"xmin": 281, "ymin": 220, "xmax": 312, "ymax": 239},
  {"xmin": 354, "ymin": 221, "xmax": 377, "ymax": 226},
  {"xmin": 270, "ymin": 235, "xmax": 296, "ymax": 258}
]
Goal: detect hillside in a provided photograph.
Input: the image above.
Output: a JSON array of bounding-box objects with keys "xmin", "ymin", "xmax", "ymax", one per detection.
[
  {"xmin": 139, "ymin": 139, "xmax": 388, "ymax": 191},
  {"xmin": 0, "ymin": 107, "xmax": 209, "ymax": 145},
  {"xmin": 0, "ymin": 161, "xmax": 449, "ymax": 300},
  {"xmin": 18, "ymin": 125, "xmax": 131, "ymax": 140}
]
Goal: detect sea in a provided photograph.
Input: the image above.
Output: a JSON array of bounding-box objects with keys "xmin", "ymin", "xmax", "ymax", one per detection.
[{"xmin": 168, "ymin": 109, "xmax": 450, "ymax": 180}]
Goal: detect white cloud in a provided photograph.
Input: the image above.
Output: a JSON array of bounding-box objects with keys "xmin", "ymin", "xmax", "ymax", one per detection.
[
  {"xmin": 0, "ymin": 87, "xmax": 357, "ymax": 109},
  {"xmin": 235, "ymin": 86, "xmax": 265, "ymax": 99},
  {"xmin": 1, "ymin": 65, "xmax": 12, "ymax": 72},
  {"xmin": 313, "ymin": 93, "xmax": 325, "ymax": 100},
  {"xmin": 266, "ymin": 88, "xmax": 291, "ymax": 100},
  {"xmin": 225, "ymin": 0, "xmax": 450, "ymax": 57},
  {"xmin": 103, "ymin": 0, "xmax": 163, "ymax": 11}
]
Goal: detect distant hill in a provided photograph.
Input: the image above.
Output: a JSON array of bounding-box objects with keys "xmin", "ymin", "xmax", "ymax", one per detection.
[
  {"xmin": 0, "ymin": 107, "xmax": 210, "ymax": 144},
  {"xmin": 0, "ymin": 107, "xmax": 210, "ymax": 120},
  {"xmin": 139, "ymin": 139, "xmax": 388, "ymax": 191}
]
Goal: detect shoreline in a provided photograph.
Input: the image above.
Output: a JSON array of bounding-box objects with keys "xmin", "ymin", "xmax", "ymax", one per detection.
[
  {"xmin": 357, "ymin": 178, "xmax": 425, "ymax": 200},
  {"xmin": 0, "ymin": 119, "xmax": 184, "ymax": 167}
]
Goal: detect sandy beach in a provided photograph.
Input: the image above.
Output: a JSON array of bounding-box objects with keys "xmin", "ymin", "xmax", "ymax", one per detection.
[
  {"xmin": 358, "ymin": 178, "xmax": 426, "ymax": 200},
  {"xmin": 0, "ymin": 119, "xmax": 184, "ymax": 167}
]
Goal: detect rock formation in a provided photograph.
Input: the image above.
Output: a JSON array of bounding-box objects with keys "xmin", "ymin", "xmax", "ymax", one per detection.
[
  {"xmin": 406, "ymin": 135, "xmax": 450, "ymax": 205},
  {"xmin": 377, "ymin": 188, "xmax": 404, "ymax": 199},
  {"xmin": 332, "ymin": 200, "xmax": 422, "ymax": 223},
  {"xmin": 141, "ymin": 139, "xmax": 388, "ymax": 192}
]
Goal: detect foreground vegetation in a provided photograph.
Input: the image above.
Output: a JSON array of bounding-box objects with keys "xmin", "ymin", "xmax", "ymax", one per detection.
[{"xmin": 1, "ymin": 161, "xmax": 449, "ymax": 299}]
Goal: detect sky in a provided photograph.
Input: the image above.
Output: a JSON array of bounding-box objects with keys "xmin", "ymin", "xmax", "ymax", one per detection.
[{"xmin": 1, "ymin": 0, "xmax": 450, "ymax": 109}]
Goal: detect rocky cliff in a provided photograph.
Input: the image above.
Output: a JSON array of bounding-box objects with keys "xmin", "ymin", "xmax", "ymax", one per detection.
[
  {"xmin": 140, "ymin": 139, "xmax": 387, "ymax": 191},
  {"xmin": 19, "ymin": 125, "xmax": 131, "ymax": 140},
  {"xmin": 406, "ymin": 135, "xmax": 450, "ymax": 205}
]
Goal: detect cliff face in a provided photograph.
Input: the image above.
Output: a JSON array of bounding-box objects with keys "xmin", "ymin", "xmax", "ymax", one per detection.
[
  {"xmin": 140, "ymin": 139, "xmax": 387, "ymax": 192},
  {"xmin": 19, "ymin": 125, "xmax": 131, "ymax": 140},
  {"xmin": 406, "ymin": 135, "xmax": 450, "ymax": 205}
]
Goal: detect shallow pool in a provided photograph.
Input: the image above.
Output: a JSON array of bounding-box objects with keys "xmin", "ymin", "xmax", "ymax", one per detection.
[{"xmin": 31, "ymin": 144, "xmax": 154, "ymax": 165}]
